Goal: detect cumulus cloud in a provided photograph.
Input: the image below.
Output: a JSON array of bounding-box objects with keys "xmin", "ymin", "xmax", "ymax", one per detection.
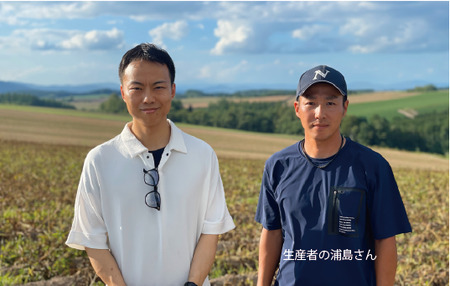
[
  {"xmin": 1, "ymin": 28, "xmax": 124, "ymax": 51},
  {"xmin": 149, "ymin": 20, "xmax": 188, "ymax": 48},
  {"xmin": 340, "ymin": 16, "xmax": 439, "ymax": 53},
  {"xmin": 0, "ymin": 2, "xmax": 206, "ymax": 26},
  {"xmin": 292, "ymin": 25, "xmax": 331, "ymax": 40},
  {"xmin": 209, "ymin": 1, "xmax": 448, "ymax": 54},
  {"xmin": 61, "ymin": 28, "xmax": 124, "ymax": 50},
  {"xmin": 0, "ymin": 2, "xmax": 96, "ymax": 24},
  {"xmin": 0, "ymin": 1, "xmax": 447, "ymax": 55},
  {"xmin": 197, "ymin": 60, "xmax": 249, "ymax": 81},
  {"xmin": 2, "ymin": 29, "xmax": 66, "ymax": 51},
  {"xmin": 211, "ymin": 20, "xmax": 253, "ymax": 55},
  {"xmin": 339, "ymin": 18, "xmax": 372, "ymax": 37}
]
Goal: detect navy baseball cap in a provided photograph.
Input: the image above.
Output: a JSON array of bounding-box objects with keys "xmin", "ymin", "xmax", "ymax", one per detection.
[{"xmin": 296, "ymin": 65, "xmax": 347, "ymax": 100}]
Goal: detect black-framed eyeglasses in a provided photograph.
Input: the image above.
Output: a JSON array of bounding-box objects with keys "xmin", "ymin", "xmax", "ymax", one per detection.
[{"xmin": 143, "ymin": 168, "xmax": 160, "ymax": 210}]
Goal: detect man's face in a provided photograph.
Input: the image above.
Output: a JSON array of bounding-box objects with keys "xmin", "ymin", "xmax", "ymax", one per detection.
[
  {"xmin": 120, "ymin": 60, "xmax": 175, "ymax": 129},
  {"xmin": 294, "ymin": 83, "xmax": 348, "ymax": 143}
]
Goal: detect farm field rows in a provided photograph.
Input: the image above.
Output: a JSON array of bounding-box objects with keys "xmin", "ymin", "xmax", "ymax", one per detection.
[
  {"xmin": 161, "ymin": 91, "xmax": 422, "ymax": 110},
  {"xmin": 67, "ymin": 93, "xmax": 111, "ymax": 111},
  {"xmin": 346, "ymin": 90, "xmax": 449, "ymax": 120},
  {"xmin": 0, "ymin": 140, "xmax": 448, "ymax": 285},
  {"xmin": 179, "ymin": 90, "xmax": 448, "ymax": 121},
  {"xmin": 180, "ymin": 94, "xmax": 294, "ymax": 109},
  {"xmin": 69, "ymin": 90, "xmax": 431, "ymax": 119},
  {"xmin": 0, "ymin": 104, "xmax": 447, "ymax": 170},
  {"xmin": 0, "ymin": 104, "xmax": 448, "ymax": 285}
]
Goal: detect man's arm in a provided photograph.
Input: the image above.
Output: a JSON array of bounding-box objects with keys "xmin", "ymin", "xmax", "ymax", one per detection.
[
  {"xmin": 257, "ymin": 228, "xmax": 283, "ymax": 286},
  {"xmin": 374, "ymin": 236, "xmax": 397, "ymax": 286},
  {"xmin": 85, "ymin": 247, "xmax": 127, "ymax": 286},
  {"xmin": 187, "ymin": 233, "xmax": 219, "ymax": 285}
]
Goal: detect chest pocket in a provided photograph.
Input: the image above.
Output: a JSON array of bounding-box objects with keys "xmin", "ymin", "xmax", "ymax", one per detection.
[{"xmin": 327, "ymin": 187, "xmax": 366, "ymax": 238}]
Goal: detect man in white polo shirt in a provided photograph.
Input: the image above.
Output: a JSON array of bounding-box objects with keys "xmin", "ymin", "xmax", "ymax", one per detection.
[{"xmin": 66, "ymin": 43, "xmax": 235, "ymax": 286}]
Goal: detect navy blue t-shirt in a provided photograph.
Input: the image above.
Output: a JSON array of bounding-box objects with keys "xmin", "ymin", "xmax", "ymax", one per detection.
[
  {"xmin": 149, "ymin": 147, "xmax": 165, "ymax": 168},
  {"xmin": 255, "ymin": 138, "xmax": 412, "ymax": 286}
]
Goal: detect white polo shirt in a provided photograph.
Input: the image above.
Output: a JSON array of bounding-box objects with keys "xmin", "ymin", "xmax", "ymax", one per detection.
[{"xmin": 66, "ymin": 120, "xmax": 235, "ymax": 286}]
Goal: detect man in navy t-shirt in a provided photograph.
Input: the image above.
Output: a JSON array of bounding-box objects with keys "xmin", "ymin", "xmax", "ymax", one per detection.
[{"xmin": 255, "ymin": 65, "xmax": 412, "ymax": 286}]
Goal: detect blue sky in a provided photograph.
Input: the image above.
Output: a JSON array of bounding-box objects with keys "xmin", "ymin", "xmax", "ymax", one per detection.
[{"xmin": 0, "ymin": 1, "xmax": 448, "ymax": 92}]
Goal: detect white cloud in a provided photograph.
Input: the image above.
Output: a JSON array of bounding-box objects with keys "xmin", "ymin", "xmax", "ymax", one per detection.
[
  {"xmin": 0, "ymin": 1, "xmax": 447, "ymax": 56},
  {"xmin": 211, "ymin": 20, "xmax": 253, "ymax": 55},
  {"xmin": 0, "ymin": 2, "xmax": 96, "ymax": 24},
  {"xmin": 210, "ymin": 1, "xmax": 448, "ymax": 54},
  {"xmin": 1, "ymin": 65, "xmax": 46, "ymax": 82},
  {"xmin": 61, "ymin": 28, "xmax": 124, "ymax": 50},
  {"xmin": 197, "ymin": 60, "xmax": 249, "ymax": 81},
  {"xmin": 129, "ymin": 15, "xmax": 148, "ymax": 23},
  {"xmin": 292, "ymin": 25, "xmax": 330, "ymax": 40},
  {"xmin": 339, "ymin": 18, "xmax": 371, "ymax": 37},
  {"xmin": 0, "ymin": 28, "xmax": 124, "ymax": 51},
  {"xmin": 149, "ymin": 20, "xmax": 188, "ymax": 48},
  {"xmin": 344, "ymin": 18, "xmax": 433, "ymax": 53},
  {"xmin": 199, "ymin": 65, "xmax": 212, "ymax": 79},
  {"xmin": 3, "ymin": 29, "xmax": 67, "ymax": 51}
]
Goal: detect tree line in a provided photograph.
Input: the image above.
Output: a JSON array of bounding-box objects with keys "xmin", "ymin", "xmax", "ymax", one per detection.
[
  {"xmin": 4, "ymin": 90, "xmax": 446, "ymax": 155},
  {"xmin": 180, "ymin": 89, "xmax": 295, "ymax": 98},
  {"xmin": 341, "ymin": 113, "xmax": 448, "ymax": 155},
  {"xmin": 179, "ymin": 88, "xmax": 376, "ymax": 98},
  {"xmin": 169, "ymin": 98, "xmax": 448, "ymax": 155},
  {"xmin": 0, "ymin": 93, "xmax": 75, "ymax": 109},
  {"xmin": 97, "ymin": 93, "xmax": 449, "ymax": 155}
]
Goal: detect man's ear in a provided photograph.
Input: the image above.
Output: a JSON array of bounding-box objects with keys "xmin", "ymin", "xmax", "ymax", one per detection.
[
  {"xmin": 120, "ymin": 85, "xmax": 125, "ymax": 101},
  {"xmin": 171, "ymin": 83, "xmax": 176, "ymax": 99},
  {"xmin": 343, "ymin": 99, "xmax": 349, "ymax": 116},
  {"xmin": 294, "ymin": 100, "xmax": 301, "ymax": 119}
]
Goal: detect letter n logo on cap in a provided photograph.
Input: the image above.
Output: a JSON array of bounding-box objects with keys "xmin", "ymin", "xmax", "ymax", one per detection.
[{"xmin": 313, "ymin": 69, "xmax": 329, "ymax": 80}]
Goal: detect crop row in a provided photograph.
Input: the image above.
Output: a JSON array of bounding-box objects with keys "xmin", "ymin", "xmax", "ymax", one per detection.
[{"xmin": 0, "ymin": 140, "xmax": 448, "ymax": 285}]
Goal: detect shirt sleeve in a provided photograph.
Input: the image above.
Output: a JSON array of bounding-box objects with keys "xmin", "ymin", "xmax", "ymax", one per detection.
[
  {"xmin": 201, "ymin": 151, "xmax": 235, "ymax": 235},
  {"xmin": 367, "ymin": 158, "xmax": 412, "ymax": 239},
  {"xmin": 255, "ymin": 163, "xmax": 282, "ymax": 230},
  {"xmin": 66, "ymin": 152, "xmax": 109, "ymax": 250}
]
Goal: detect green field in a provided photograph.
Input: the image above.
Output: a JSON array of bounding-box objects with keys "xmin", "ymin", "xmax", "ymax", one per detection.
[
  {"xmin": 347, "ymin": 90, "xmax": 449, "ymax": 120},
  {"xmin": 179, "ymin": 94, "xmax": 293, "ymax": 109},
  {"xmin": 57, "ymin": 90, "xmax": 448, "ymax": 124},
  {"xmin": 0, "ymin": 104, "xmax": 449, "ymax": 285},
  {"xmin": 66, "ymin": 94, "xmax": 111, "ymax": 111},
  {"xmin": 178, "ymin": 90, "xmax": 448, "ymax": 121}
]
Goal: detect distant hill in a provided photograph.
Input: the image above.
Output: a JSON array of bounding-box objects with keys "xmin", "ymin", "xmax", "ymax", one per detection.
[
  {"xmin": 0, "ymin": 81, "xmax": 33, "ymax": 93},
  {"xmin": 0, "ymin": 80, "xmax": 119, "ymax": 97},
  {"xmin": 0, "ymin": 79, "xmax": 447, "ymax": 98}
]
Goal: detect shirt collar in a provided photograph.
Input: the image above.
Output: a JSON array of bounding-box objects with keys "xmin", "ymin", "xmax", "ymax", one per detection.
[
  {"xmin": 120, "ymin": 119, "xmax": 187, "ymax": 158},
  {"xmin": 167, "ymin": 119, "xmax": 188, "ymax": 154}
]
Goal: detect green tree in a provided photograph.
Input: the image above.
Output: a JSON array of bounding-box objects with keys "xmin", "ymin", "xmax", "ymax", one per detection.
[
  {"xmin": 0, "ymin": 93, "xmax": 75, "ymax": 109},
  {"xmin": 369, "ymin": 115, "xmax": 390, "ymax": 146},
  {"xmin": 99, "ymin": 93, "xmax": 127, "ymax": 114}
]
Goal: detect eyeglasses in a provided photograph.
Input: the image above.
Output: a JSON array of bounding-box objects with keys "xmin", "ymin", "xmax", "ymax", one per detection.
[{"xmin": 143, "ymin": 168, "xmax": 160, "ymax": 210}]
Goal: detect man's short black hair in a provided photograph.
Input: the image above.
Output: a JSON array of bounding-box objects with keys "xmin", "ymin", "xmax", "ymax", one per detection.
[{"xmin": 119, "ymin": 43, "xmax": 175, "ymax": 84}]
